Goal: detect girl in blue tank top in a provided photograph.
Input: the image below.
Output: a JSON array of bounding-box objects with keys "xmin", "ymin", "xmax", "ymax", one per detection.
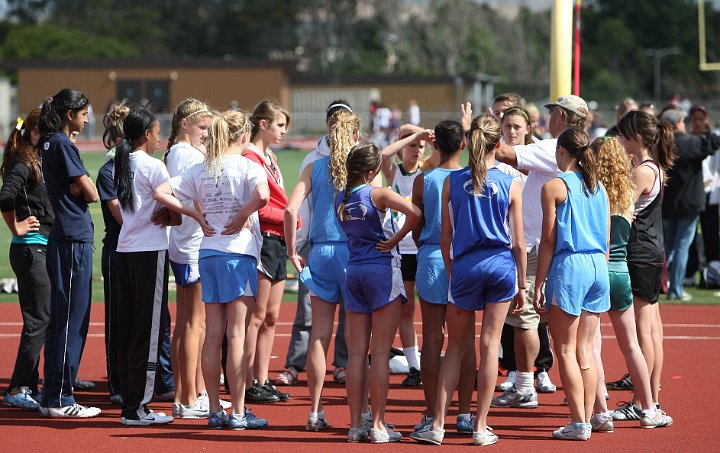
[
  {"xmin": 411, "ymin": 115, "xmax": 526, "ymax": 447},
  {"xmin": 409, "ymin": 120, "xmax": 476, "ymax": 436},
  {"xmin": 533, "ymin": 128, "xmax": 610, "ymax": 441},
  {"xmin": 284, "ymin": 111, "xmax": 375, "ymax": 435},
  {"xmin": 334, "ymin": 142, "xmax": 420, "ymax": 443}
]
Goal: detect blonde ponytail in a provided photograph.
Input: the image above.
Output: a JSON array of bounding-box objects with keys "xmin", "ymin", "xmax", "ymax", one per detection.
[{"xmin": 328, "ymin": 110, "xmax": 361, "ymax": 191}]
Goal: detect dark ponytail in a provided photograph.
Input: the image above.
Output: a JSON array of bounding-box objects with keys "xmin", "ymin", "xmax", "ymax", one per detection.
[
  {"xmin": 38, "ymin": 88, "xmax": 89, "ymax": 140},
  {"xmin": 557, "ymin": 127, "xmax": 597, "ymax": 195},
  {"xmin": 336, "ymin": 142, "xmax": 381, "ymax": 221},
  {"xmin": 114, "ymin": 108, "xmax": 157, "ymax": 212},
  {"xmin": 618, "ymin": 110, "xmax": 677, "ymax": 171}
]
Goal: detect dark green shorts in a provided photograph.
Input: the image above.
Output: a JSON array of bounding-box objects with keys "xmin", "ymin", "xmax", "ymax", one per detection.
[{"xmin": 609, "ymin": 271, "xmax": 633, "ymax": 311}]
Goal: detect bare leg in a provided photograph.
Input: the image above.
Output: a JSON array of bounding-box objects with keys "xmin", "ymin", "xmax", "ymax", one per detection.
[
  {"xmin": 399, "ymin": 282, "xmax": 418, "ymax": 353},
  {"xmin": 514, "ymin": 326, "xmax": 540, "ymax": 374},
  {"xmin": 608, "ymin": 306, "xmax": 653, "ymax": 409},
  {"xmin": 171, "ymin": 286, "xmax": 186, "ymax": 404},
  {"xmin": 577, "ymin": 311, "xmax": 601, "ymax": 423},
  {"xmin": 457, "ymin": 313, "xmax": 476, "ymax": 415},
  {"xmin": 226, "ymin": 296, "xmax": 253, "ymax": 414},
  {"xmin": 592, "ymin": 322, "xmax": 608, "ymax": 414},
  {"xmin": 635, "ymin": 298, "xmax": 659, "ymax": 403},
  {"xmin": 180, "ymin": 281, "xmax": 204, "ymax": 403},
  {"xmin": 245, "ymin": 274, "xmax": 271, "ymax": 387},
  {"xmin": 255, "ymin": 279, "xmax": 286, "ymax": 383},
  {"xmin": 345, "ymin": 311, "xmax": 371, "ymax": 429},
  {"xmin": 369, "ymin": 300, "xmax": 402, "ymax": 431},
  {"xmin": 549, "ymin": 306, "xmax": 584, "ymax": 423},
  {"xmin": 475, "ymin": 302, "xmax": 511, "ymax": 431},
  {"xmin": 432, "ymin": 304, "xmax": 475, "ymax": 430},
  {"xmin": 419, "ymin": 299, "xmax": 447, "ymax": 417},
  {"xmin": 307, "ymin": 297, "xmax": 337, "ymax": 414}
]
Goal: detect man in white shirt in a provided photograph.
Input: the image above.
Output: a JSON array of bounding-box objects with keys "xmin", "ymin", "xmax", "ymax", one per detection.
[{"xmin": 492, "ymin": 95, "xmax": 589, "ymax": 407}]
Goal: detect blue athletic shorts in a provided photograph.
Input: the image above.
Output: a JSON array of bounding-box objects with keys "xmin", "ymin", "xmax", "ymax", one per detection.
[
  {"xmin": 344, "ymin": 263, "xmax": 406, "ymax": 314},
  {"xmin": 300, "ymin": 243, "xmax": 349, "ymax": 303},
  {"xmin": 416, "ymin": 244, "xmax": 448, "ymax": 305},
  {"xmin": 545, "ymin": 252, "xmax": 610, "ymax": 316},
  {"xmin": 199, "ymin": 253, "xmax": 257, "ymax": 303},
  {"xmin": 449, "ymin": 248, "xmax": 517, "ymax": 311},
  {"xmin": 170, "ymin": 260, "xmax": 200, "ymax": 287}
]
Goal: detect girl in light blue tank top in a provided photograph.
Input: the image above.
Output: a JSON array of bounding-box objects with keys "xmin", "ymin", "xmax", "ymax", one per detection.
[
  {"xmin": 533, "ymin": 127, "xmax": 610, "ymax": 440},
  {"xmin": 414, "ymin": 115, "xmax": 526, "ymax": 445},
  {"xmin": 334, "ymin": 142, "xmax": 420, "ymax": 441},
  {"xmin": 283, "ymin": 110, "xmax": 364, "ymax": 435}
]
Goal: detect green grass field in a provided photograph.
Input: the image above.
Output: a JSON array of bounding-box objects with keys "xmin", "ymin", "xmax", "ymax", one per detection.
[{"xmin": 1, "ymin": 148, "xmax": 719, "ymax": 305}]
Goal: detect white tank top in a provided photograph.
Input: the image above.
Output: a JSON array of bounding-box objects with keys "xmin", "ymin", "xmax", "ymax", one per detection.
[{"xmin": 384, "ymin": 163, "xmax": 421, "ymax": 254}]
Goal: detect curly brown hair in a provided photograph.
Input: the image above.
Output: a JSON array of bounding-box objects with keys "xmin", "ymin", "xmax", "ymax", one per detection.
[{"xmin": 591, "ymin": 136, "xmax": 635, "ymax": 215}]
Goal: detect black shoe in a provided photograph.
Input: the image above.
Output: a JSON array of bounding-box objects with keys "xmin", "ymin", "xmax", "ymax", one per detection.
[
  {"xmin": 402, "ymin": 367, "xmax": 422, "ymax": 387},
  {"xmin": 245, "ymin": 380, "xmax": 279, "ymax": 403},
  {"xmin": 73, "ymin": 379, "xmax": 96, "ymax": 390},
  {"xmin": 262, "ymin": 380, "xmax": 290, "ymax": 401},
  {"xmin": 607, "ymin": 373, "xmax": 634, "ymax": 390}
]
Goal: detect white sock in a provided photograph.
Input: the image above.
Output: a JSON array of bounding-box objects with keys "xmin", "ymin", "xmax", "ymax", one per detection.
[
  {"xmin": 404, "ymin": 346, "xmax": 420, "ymax": 370},
  {"xmin": 641, "ymin": 408, "xmax": 657, "ymax": 418},
  {"xmin": 457, "ymin": 413, "xmax": 471, "ymax": 421},
  {"xmin": 515, "ymin": 371, "xmax": 534, "ymax": 393},
  {"xmin": 310, "ymin": 410, "xmax": 324, "ymax": 419},
  {"xmin": 361, "ymin": 410, "xmax": 372, "ymax": 420}
]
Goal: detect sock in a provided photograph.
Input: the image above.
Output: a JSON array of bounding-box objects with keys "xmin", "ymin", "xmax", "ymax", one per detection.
[
  {"xmin": 515, "ymin": 371, "xmax": 534, "ymax": 393},
  {"xmin": 457, "ymin": 413, "xmax": 471, "ymax": 422},
  {"xmin": 571, "ymin": 421, "xmax": 586, "ymax": 429},
  {"xmin": 404, "ymin": 346, "xmax": 420, "ymax": 370},
  {"xmin": 642, "ymin": 408, "xmax": 657, "ymax": 418},
  {"xmin": 361, "ymin": 410, "xmax": 372, "ymax": 420},
  {"xmin": 309, "ymin": 411, "xmax": 321, "ymax": 419}
]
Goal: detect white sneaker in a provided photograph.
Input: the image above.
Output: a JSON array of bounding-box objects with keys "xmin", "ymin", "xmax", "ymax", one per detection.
[
  {"xmin": 590, "ymin": 413, "xmax": 614, "ymax": 432},
  {"xmin": 497, "ymin": 371, "xmax": 516, "ymax": 391},
  {"xmin": 536, "ymin": 371, "xmax": 557, "ymax": 393},
  {"xmin": 640, "ymin": 409, "xmax": 673, "ymax": 428},
  {"xmin": 410, "ymin": 426, "xmax": 444, "ymax": 445},
  {"xmin": 370, "ymin": 425, "xmax": 402, "ymax": 443},
  {"xmin": 196, "ymin": 393, "xmax": 231, "ymax": 410},
  {"xmin": 46, "ymin": 404, "xmax": 101, "ymax": 418},
  {"xmin": 177, "ymin": 400, "xmax": 209, "ymax": 419},
  {"xmin": 491, "ymin": 386, "xmax": 538, "ymax": 408},
  {"xmin": 171, "ymin": 402, "xmax": 181, "ymax": 417},
  {"xmin": 473, "ymin": 428, "xmax": 498, "ymax": 446},
  {"xmin": 122, "ymin": 410, "xmax": 174, "ymax": 426},
  {"xmin": 553, "ymin": 422, "xmax": 591, "ymax": 441}
]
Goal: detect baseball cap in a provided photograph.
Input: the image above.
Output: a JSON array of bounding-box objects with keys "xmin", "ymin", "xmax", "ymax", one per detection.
[{"xmin": 544, "ymin": 95, "xmax": 589, "ymax": 118}]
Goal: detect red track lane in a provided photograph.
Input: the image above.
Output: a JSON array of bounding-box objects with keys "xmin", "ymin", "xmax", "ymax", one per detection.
[{"xmin": 1, "ymin": 303, "xmax": 718, "ymax": 452}]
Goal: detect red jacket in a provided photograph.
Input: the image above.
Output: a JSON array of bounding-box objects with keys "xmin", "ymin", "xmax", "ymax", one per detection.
[{"xmin": 242, "ymin": 145, "xmax": 300, "ymax": 236}]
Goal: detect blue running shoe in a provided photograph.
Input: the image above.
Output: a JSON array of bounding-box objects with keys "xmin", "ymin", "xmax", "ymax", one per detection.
[
  {"xmin": 3, "ymin": 388, "xmax": 39, "ymax": 411},
  {"xmin": 244, "ymin": 407, "xmax": 269, "ymax": 429},
  {"xmin": 227, "ymin": 413, "xmax": 248, "ymax": 430},
  {"xmin": 457, "ymin": 414, "xmax": 476, "ymax": 434},
  {"xmin": 208, "ymin": 410, "xmax": 228, "ymax": 429}
]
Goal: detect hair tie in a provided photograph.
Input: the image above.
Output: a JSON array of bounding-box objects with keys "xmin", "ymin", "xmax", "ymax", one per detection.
[{"xmin": 15, "ymin": 117, "xmax": 24, "ymax": 131}]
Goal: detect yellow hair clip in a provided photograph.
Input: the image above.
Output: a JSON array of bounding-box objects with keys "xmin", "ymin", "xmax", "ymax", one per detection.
[{"xmin": 15, "ymin": 117, "xmax": 24, "ymax": 131}]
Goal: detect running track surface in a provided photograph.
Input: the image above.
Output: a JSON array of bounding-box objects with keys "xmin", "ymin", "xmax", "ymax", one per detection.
[{"xmin": 1, "ymin": 303, "xmax": 718, "ymax": 452}]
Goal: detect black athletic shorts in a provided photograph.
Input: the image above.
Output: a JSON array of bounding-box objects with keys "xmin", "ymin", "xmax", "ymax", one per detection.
[
  {"xmin": 401, "ymin": 253, "xmax": 418, "ymax": 282},
  {"xmin": 628, "ymin": 262, "xmax": 662, "ymax": 304},
  {"xmin": 259, "ymin": 233, "xmax": 287, "ymax": 281}
]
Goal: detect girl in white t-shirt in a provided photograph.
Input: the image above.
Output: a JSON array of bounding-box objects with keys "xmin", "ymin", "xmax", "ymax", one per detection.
[
  {"xmin": 164, "ymin": 98, "xmax": 214, "ymax": 418},
  {"xmin": 154, "ymin": 110, "xmax": 270, "ymax": 430},
  {"xmin": 114, "ymin": 108, "xmax": 176, "ymax": 426}
]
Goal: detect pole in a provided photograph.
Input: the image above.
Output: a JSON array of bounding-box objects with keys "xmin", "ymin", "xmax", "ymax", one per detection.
[
  {"xmin": 550, "ymin": 0, "xmax": 573, "ymax": 102},
  {"xmin": 573, "ymin": 0, "xmax": 582, "ymax": 96}
]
